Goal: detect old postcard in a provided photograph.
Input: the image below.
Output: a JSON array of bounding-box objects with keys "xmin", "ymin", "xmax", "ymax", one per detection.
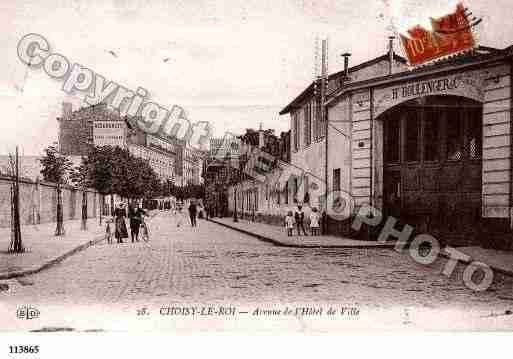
[{"xmin": 1, "ymin": 0, "xmax": 513, "ymax": 346}]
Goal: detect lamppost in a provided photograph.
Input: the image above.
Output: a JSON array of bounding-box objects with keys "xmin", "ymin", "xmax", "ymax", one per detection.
[{"xmin": 233, "ymin": 184, "xmax": 238, "ymax": 222}]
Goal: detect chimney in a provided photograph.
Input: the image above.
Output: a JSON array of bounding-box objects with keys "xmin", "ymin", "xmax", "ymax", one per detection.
[
  {"xmin": 388, "ymin": 36, "xmax": 395, "ymax": 75},
  {"xmin": 341, "ymin": 53, "xmax": 351, "ymax": 79},
  {"xmin": 258, "ymin": 122, "xmax": 264, "ymax": 149}
]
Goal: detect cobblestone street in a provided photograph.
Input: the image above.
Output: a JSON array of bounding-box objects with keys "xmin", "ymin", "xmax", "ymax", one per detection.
[{"xmin": 1, "ymin": 212, "xmax": 513, "ymax": 331}]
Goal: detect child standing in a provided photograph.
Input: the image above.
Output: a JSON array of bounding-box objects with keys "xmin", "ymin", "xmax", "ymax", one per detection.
[
  {"xmin": 309, "ymin": 207, "xmax": 320, "ymax": 236},
  {"xmin": 285, "ymin": 211, "xmax": 295, "ymax": 236}
]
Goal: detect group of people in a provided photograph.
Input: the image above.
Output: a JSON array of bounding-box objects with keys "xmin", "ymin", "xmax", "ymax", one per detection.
[
  {"xmin": 285, "ymin": 205, "xmax": 321, "ymax": 237},
  {"xmin": 175, "ymin": 200, "xmax": 203, "ymax": 227},
  {"xmin": 107, "ymin": 198, "xmax": 204, "ymax": 244},
  {"xmin": 111, "ymin": 202, "xmax": 147, "ymax": 244}
]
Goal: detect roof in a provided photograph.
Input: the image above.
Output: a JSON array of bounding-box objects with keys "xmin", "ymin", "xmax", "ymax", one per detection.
[
  {"xmin": 279, "ymin": 45, "xmax": 511, "ymax": 115},
  {"xmin": 325, "ymin": 45, "xmax": 513, "ymax": 106},
  {"xmin": 279, "ymin": 52, "xmax": 407, "ymax": 115}
]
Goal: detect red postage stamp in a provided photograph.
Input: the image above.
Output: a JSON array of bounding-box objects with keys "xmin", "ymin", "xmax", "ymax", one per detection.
[{"xmin": 399, "ymin": 2, "xmax": 478, "ymax": 66}]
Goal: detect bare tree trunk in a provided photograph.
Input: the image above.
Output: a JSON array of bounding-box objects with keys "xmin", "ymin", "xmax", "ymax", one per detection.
[
  {"xmin": 9, "ymin": 146, "xmax": 24, "ymax": 253},
  {"xmin": 99, "ymin": 193, "xmax": 103, "ymax": 225},
  {"xmin": 55, "ymin": 182, "xmax": 65, "ymax": 236},
  {"xmin": 81, "ymin": 188, "xmax": 88, "ymax": 230}
]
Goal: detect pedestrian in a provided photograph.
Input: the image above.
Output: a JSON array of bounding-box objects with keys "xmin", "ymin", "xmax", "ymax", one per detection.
[
  {"xmin": 285, "ymin": 210, "xmax": 295, "ymax": 236},
  {"xmin": 188, "ymin": 200, "xmax": 198, "ymax": 227},
  {"xmin": 128, "ymin": 202, "xmax": 146, "ymax": 242},
  {"xmin": 114, "ymin": 202, "xmax": 128, "ymax": 243},
  {"xmin": 309, "ymin": 207, "xmax": 320, "ymax": 236},
  {"xmin": 198, "ymin": 204, "xmax": 204, "ymax": 219},
  {"xmin": 294, "ymin": 204, "xmax": 308, "ymax": 236},
  {"xmin": 176, "ymin": 202, "xmax": 184, "ymax": 227}
]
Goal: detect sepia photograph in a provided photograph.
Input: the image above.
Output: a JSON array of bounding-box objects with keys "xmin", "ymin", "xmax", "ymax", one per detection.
[{"xmin": 1, "ymin": 0, "xmax": 513, "ymax": 349}]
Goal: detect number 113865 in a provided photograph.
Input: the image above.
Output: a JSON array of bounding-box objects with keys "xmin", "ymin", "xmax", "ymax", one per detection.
[{"xmin": 9, "ymin": 345, "xmax": 39, "ymax": 354}]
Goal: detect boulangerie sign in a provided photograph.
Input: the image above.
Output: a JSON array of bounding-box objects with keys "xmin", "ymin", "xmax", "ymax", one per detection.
[{"xmin": 373, "ymin": 69, "xmax": 486, "ymax": 117}]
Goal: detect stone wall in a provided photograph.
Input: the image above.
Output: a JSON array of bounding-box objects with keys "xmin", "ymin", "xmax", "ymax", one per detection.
[{"xmin": 0, "ymin": 176, "xmax": 100, "ymax": 228}]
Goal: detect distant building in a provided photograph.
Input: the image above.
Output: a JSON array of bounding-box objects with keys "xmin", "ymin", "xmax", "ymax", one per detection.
[
  {"xmin": 181, "ymin": 146, "xmax": 204, "ymax": 186},
  {"xmin": 205, "ymin": 126, "xmax": 290, "ymax": 219},
  {"xmin": 126, "ymin": 118, "xmax": 185, "ymax": 183},
  {"xmin": 57, "ymin": 102, "xmax": 129, "ymax": 155},
  {"xmin": 57, "ymin": 103, "xmax": 183, "ymax": 184}
]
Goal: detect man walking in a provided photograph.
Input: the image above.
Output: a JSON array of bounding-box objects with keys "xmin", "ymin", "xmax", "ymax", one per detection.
[
  {"xmin": 188, "ymin": 200, "xmax": 198, "ymax": 227},
  {"xmin": 128, "ymin": 202, "xmax": 145, "ymax": 242},
  {"xmin": 294, "ymin": 204, "xmax": 308, "ymax": 236}
]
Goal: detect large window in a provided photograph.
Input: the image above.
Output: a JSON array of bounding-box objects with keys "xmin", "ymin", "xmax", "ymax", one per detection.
[
  {"xmin": 293, "ymin": 177, "xmax": 298, "ymax": 202},
  {"xmin": 313, "ymin": 101, "xmax": 318, "ymax": 140},
  {"xmin": 304, "ymin": 103, "xmax": 312, "ymax": 146},
  {"xmin": 333, "ymin": 168, "xmax": 341, "ymax": 191},
  {"xmin": 293, "ymin": 112, "xmax": 300, "ymax": 151},
  {"xmin": 384, "ymin": 97, "xmax": 482, "ymax": 165}
]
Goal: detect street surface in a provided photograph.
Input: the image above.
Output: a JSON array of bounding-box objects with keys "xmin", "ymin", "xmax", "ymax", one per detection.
[{"xmin": 1, "ymin": 212, "xmax": 513, "ymax": 331}]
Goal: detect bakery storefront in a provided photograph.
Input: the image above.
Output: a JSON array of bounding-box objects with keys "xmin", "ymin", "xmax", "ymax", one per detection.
[{"xmin": 329, "ymin": 49, "xmax": 513, "ymax": 247}]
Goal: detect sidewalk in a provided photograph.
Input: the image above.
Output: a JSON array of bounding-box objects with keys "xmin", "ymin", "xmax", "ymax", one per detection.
[
  {"xmin": 0, "ymin": 218, "xmax": 107, "ymax": 280},
  {"xmin": 210, "ymin": 217, "xmax": 513, "ymax": 277},
  {"xmin": 0, "ymin": 210, "xmax": 161, "ymax": 281},
  {"xmin": 208, "ymin": 217, "xmax": 395, "ymax": 248}
]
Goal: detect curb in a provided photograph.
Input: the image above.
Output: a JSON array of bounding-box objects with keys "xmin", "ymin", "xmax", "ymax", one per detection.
[
  {"xmin": 207, "ymin": 218, "xmax": 396, "ymax": 249},
  {"xmin": 210, "ymin": 218, "xmax": 513, "ymax": 279},
  {"xmin": 0, "ymin": 233, "xmax": 106, "ymax": 281},
  {"xmin": 0, "ymin": 212, "xmax": 160, "ymax": 281},
  {"xmin": 439, "ymin": 249, "xmax": 513, "ymax": 279}
]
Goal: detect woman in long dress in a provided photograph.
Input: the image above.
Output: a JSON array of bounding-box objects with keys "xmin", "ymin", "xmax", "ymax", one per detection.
[{"xmin": 114, "ymin": 202, "xmax": 128, "ymax": 243}]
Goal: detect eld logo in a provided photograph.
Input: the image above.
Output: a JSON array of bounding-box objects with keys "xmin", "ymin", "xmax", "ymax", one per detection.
[{"xmin": 16, "ymin": 305, "xmax": 40, "ymax": 320}]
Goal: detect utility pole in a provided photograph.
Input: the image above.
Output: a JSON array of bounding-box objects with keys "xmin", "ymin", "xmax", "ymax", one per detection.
[
  {"xmin": 232, "ymin": 154, "xmax": 238, "ymax": 222},
  {"xmin": 321, "ymin": 38, "xmax": 329, "ymax": 235}
]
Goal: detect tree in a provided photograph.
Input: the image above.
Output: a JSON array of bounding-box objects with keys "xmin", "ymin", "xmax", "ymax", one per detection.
[
  {"xmin": 40, "ymin": 144, "xmax": 72, "ymax": 184},
  {"xmin": 69, "ymin": 158, "xmax": 90, "ymax": 229},
  {"xmin": 110, "ymin": 147, "xmax": 160, "ymax": 200},
  {"xmin": 8, "ymin": 147, "xmax": 23, "ymax": 253},
  {"xmin": 84, "ymin": 146, "xmax": 161, "ymax": 206},
  {"xmin": 85, "ymin": 146, "xmax": 116, "ymax": 216},
  {"xmin": 40, "ymin": 144, "xmax": 71, "ymax": 236}
]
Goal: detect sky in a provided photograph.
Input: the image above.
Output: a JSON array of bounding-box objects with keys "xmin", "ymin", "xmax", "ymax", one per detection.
[{"xmin": 1, "ymin": 0, "xmax": 513, "ymax": 156}]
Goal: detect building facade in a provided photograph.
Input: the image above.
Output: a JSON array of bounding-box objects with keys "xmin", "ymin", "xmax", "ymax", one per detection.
[
  {"xmin": 323, "ymin": 46, "xmax": 513, "ymax": 248},
  {"xmin": 181, "ymin": 146, "xmax": 204, "ymax": 186},
  {"xmin": 224, "ymin": 52, "xmax": 409, "ymax": 225},
  {"xmin": 58, "ymin": 102, "xmax": 129, "ymax": 155},
  {"xmin": 276, "ymin": 44, "xmax": 513, "ymax": 248},
  {"xmin": 215, "ymin": 127, "xmax": 291, "ymax": 222},
  {"xmin": 225, "ymin": 44, "xmax": 513, "ymax": 249},
  {"xmin": 57, "ymin": 103, "xmax": 184, "ymax": 184}
]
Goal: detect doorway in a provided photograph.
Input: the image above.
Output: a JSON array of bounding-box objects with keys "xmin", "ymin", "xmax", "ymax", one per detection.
[{"xmin": 381, "ymin": 96, "xmax": 483, "ymax": 244}]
